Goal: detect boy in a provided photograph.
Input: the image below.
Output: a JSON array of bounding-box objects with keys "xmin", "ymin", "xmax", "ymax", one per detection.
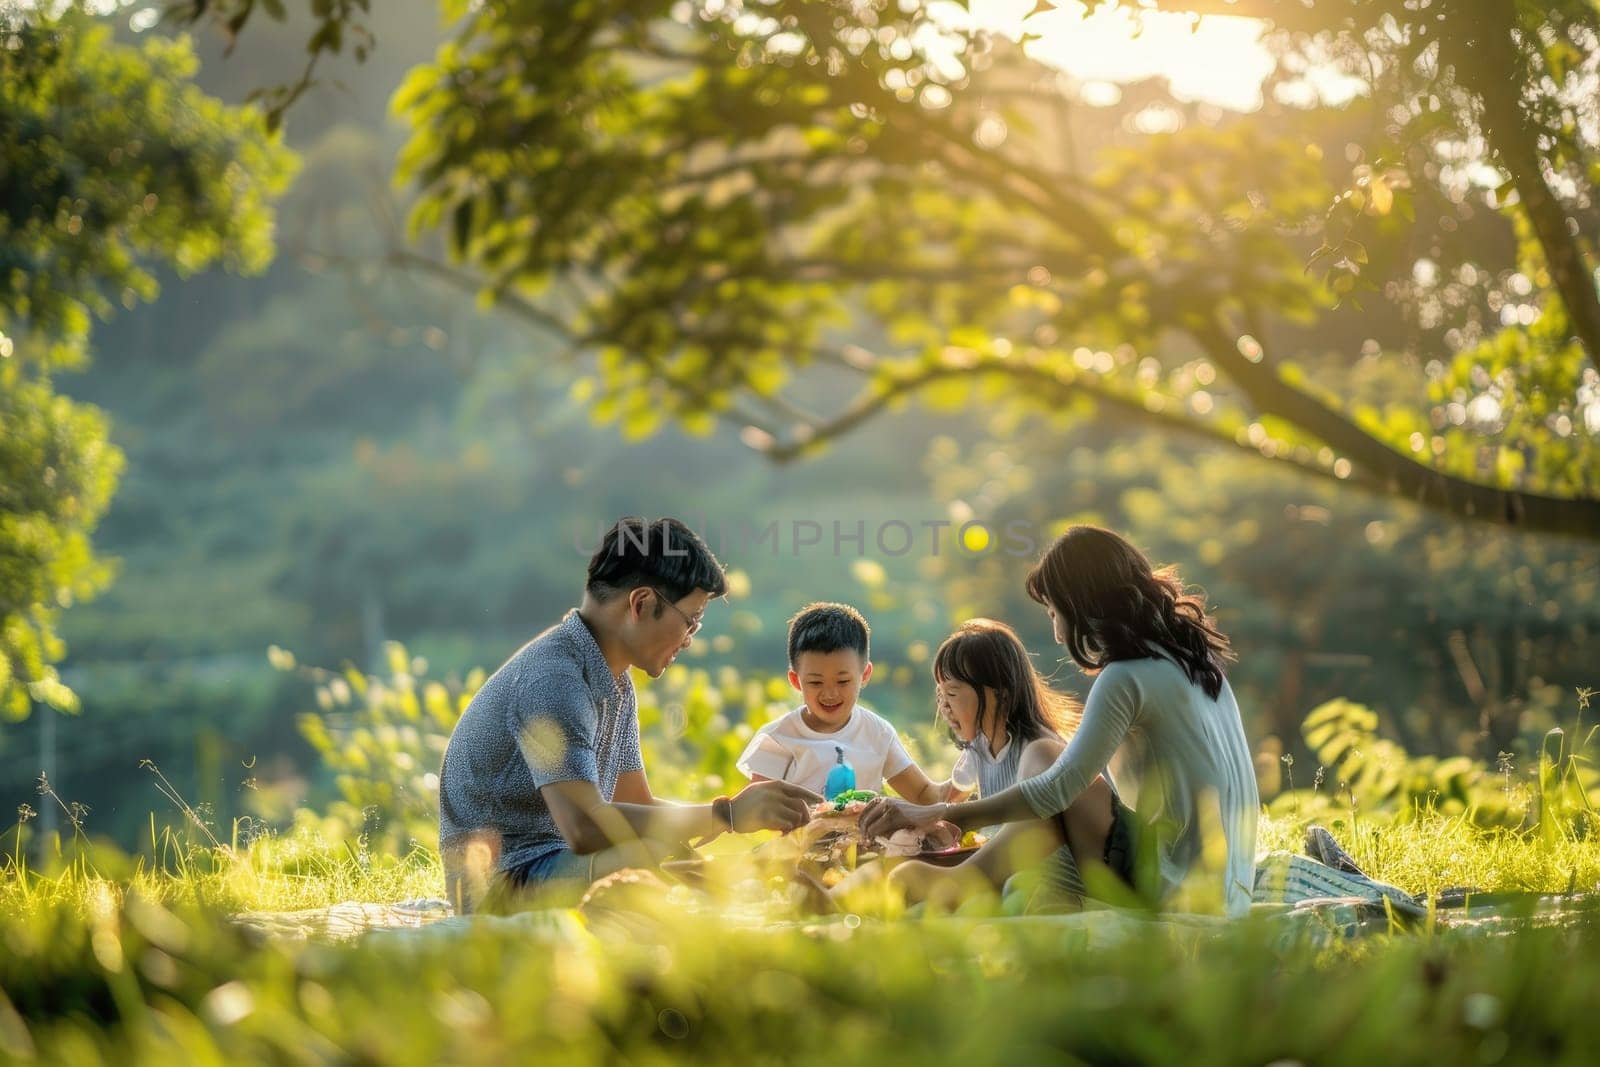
[{"xmin": 737, "ymin": 602, "xmax": 950, "ymax": 804}]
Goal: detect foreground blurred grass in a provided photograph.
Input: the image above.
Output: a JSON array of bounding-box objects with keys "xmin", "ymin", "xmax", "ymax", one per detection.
[
  {"xmin": 3, "ymin": 812, "xmax": 1600, "ymax": 1064},
  {"xmin": 5, "ymin": 665, "xmax": 1595, "ymax": 1062}
]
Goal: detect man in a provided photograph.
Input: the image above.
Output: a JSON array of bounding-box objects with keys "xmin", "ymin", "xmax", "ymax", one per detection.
[{"xmin": 439, "ymin": 516, "xmax": 817, "ymax": 910}]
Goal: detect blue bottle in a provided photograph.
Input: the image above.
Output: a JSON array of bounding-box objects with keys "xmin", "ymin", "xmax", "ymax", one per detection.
[{"xmin": 824, "ymin": 744, "xmax": 856, "ymax": 800}]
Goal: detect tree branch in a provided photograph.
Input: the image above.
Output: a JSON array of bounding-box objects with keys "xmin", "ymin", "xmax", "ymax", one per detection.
[
  {"xmin": 1190, "ymin": 315, "xmax": 1600, "ymax": 539},
  {"xmin": 665, "ymin": 152, "xmax": 857, "ymax": 192},
  {"xmin": 384, "ymin": 248, "xmax": 578, "ymax": 344},
  {"xmin": 752, "ymin": 355, "xmax": 1380, "ymax": 496}
]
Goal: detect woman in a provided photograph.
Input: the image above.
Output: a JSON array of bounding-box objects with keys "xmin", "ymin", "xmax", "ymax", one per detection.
[{"xmin": 861, "ymin": 526, "xmax": 1260, "ymax": 916}]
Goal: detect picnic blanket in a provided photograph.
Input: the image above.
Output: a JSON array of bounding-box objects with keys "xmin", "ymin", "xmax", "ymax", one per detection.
[
  {"xmin": 234, "ymin": 898, "xmax": 457, "ymax": 943},
  {"xmin": 227, "ymin": 828, "xmax": 1582, "ymax": 949},
  {"xmin": 1254, "ymin": 851, "xmax": 1424, "ymax": 909},
  {"xmin": 229, "ymin": 855, "xmax": 1420, "ymax": 952}
]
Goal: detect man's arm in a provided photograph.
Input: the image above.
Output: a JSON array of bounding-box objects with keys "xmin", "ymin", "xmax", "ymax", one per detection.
[
  {"xmin": 541, "ymin": 777, "xmax": 820, "ymax": 855},
  {"xmin": 611, "ymin": 768, "xmax": 655, "ymax": 806}
]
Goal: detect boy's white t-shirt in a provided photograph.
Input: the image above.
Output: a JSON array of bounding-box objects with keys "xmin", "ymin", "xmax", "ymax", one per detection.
[{"xmin": 736, "ymin": 704, "xmax": 914, "ymax": 795}]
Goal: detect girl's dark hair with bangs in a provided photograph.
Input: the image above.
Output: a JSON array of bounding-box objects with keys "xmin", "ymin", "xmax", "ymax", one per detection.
[
  {"xmin": 586, "ymin": 517, "xmax": 727, "ymax": 612},
  {"xmin": 933, "ymin": 618, "xmax": 1079, "ymax": 748},
  {"xmin": 1025, "ymin": 526, "xmax": 1234, "ymax": 700}
]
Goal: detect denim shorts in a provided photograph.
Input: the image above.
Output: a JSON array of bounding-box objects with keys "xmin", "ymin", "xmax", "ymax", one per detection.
[{"xmin": 504, "ymin": 847, "xmax": 595, "ymax": 887}]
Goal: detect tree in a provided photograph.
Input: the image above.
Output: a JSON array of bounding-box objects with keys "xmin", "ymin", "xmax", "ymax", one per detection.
[
  {"xmin": 170, "ymin": 1, "xmax": 1600, "ymax": 537},
  {"xmin": 0, "ymin": 10, "xmax": 295, "ymax": 718},
  {"xmin": 233, "ymin": 0, "xmax": 1589, "ymax": 537}
]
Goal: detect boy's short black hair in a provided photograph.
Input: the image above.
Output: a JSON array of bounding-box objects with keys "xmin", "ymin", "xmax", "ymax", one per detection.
[
  {"xmin": 786, "ymin": 602, "xmax": 870, "ymax": 667},
  {"xmin": 586, "ymin": 517, "xmax": 728, "ymax": 608}
]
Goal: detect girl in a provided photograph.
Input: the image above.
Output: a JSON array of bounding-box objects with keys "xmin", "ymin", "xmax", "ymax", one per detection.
[
  {"xmin": 862, "ymin": 527, "xmax": 1260, "ymax": 917},
  {"xmin": 936, "ymin": 617, "xmax": 1079, "ymax": 804},
  {"xmin": 830, "ymin": 618, "xmax": 1121, "ymax": 908}
]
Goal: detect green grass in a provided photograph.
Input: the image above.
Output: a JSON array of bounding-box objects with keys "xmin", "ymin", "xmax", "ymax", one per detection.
[
  {"xmin": 1, "ymin": 833, "xmax": 442, "ymax": 921},
  {"xmin": 7, "ymin": 808, "xmax": 1594, "ymax": 923},
  {"xmin": 4, "ymin": 810, "xmax": 1600, "ymax": 1065},
  {"xmin": 1257, "ymin": 814, "xmax": 1600, "ymax": 899}
]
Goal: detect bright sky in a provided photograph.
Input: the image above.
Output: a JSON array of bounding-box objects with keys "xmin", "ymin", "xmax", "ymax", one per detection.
[
  {"xmin": 30, "ymin": 0, "xmax": 1366, "ymax": 113},
  {"xmin": 949, "ymin": 0, "xmax": 1363, "ymax": 113}
]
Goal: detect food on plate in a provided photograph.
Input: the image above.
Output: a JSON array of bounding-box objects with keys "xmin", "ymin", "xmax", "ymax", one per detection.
[
  {"xmin": 792, "ymin": 790, "xmax": 877, "ymax": 868},
  {"xmin": 880, "ymin": 828, "xmax": 927, "ymax": 857},
  {"xmin": 812, "ymin": 788, "xmax": 880, "ymax": 815},
  {"xmin": 790, "ymin": 790, "xmax": 972, "ymax": 873}
]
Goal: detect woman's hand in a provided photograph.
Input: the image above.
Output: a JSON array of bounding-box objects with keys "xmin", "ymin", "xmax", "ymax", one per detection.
[{"xmin": 860, "ymin": 796, "xmax": 948, "ymax": 840}]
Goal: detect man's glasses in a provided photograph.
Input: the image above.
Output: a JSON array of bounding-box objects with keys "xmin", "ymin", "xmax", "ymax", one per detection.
[{"xmin": 650, "ymin": 588, "xmax": 703, "ymax": 636}]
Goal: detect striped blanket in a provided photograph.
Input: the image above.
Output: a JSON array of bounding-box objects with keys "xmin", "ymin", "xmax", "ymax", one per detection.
[{"xmin": 1252, "ymin": 851, "xmax": 1424, "ymax": 917}]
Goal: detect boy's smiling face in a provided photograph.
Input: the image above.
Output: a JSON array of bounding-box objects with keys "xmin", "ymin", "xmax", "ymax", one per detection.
[{"xmin": 789, "ymin": 649, "xmax": 872, "ymax": 732}]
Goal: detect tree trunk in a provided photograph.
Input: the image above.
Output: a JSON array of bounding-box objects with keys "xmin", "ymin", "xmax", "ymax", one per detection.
[{"xmin": 1442, "ymin": 1, "xmax": 1600, "ymax": 365}]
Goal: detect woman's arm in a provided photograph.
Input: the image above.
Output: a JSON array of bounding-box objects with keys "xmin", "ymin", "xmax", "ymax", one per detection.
[
  {"xmin": 862, "ymin": 670, "xmax": 1140, "ymax": 838},
  {"xmin": 860, "ymin": 783, "xmax": 1037, "ymax": 839},
  {"xmin": 1011, "ymin": 668, "xmax": 1137, "ymax": 819}
]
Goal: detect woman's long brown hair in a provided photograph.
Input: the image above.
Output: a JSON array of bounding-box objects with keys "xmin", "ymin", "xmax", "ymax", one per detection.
[
  {"xmin": 933, "ymin": 618, "xmax": 1080, "ymax": 748},
  {"xmin": 1025, "ymin": 526, "xmax": 1235, "ymax": 700}
]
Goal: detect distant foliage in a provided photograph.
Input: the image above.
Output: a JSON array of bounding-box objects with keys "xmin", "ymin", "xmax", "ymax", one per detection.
[
  {"xmin": 283, "ymin": 643, "xmax": 479, "ymax": 853},
  {"xmin": 0, "ymin": 377, "xmax": 120, "ymax": 717},
  {"xmin": 278, "ymin": 641, "xmax": 806, "ymax": 851},
  {"xmin": 0, "ymin": 10, "xmax": 294, "ymax": 718},
  {"xmin": 1281, "ymin": 698, "xmax": 1490, "ymax": 821},
  {"xmin": 1271, "ymin": 691, "xmax": 1600, "ymax": 836},
  {"xmin": 634, "ymin": 664, "xmax": 792, "ymax": 802},
  {"xmin": 281, "ymin": 641, "xmax": 949, "ymax": 854}
]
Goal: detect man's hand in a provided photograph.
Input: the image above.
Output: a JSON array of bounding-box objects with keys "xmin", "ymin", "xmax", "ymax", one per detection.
[
  {"xmin": 729, "ymin": 779, "xmax": 820, "ymax": 833},
  {"xmin": 860, "ymin": 797, "xmax": 949, "ymax": 840}
]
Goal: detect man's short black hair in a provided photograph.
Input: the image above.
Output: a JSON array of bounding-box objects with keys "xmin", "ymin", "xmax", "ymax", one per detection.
[
  {"xmin": 586, "ymin": 517, "xmax": 728, "ymax": 609},
  {"xmin": 786, "ymin": 602, "xmax": 870, "ymax": 667}
]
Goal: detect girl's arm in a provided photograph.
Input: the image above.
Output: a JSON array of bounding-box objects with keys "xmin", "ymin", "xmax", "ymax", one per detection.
[{"xmin": 885, "ymin": 763, "xmax": 964, "ymax": 806}]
